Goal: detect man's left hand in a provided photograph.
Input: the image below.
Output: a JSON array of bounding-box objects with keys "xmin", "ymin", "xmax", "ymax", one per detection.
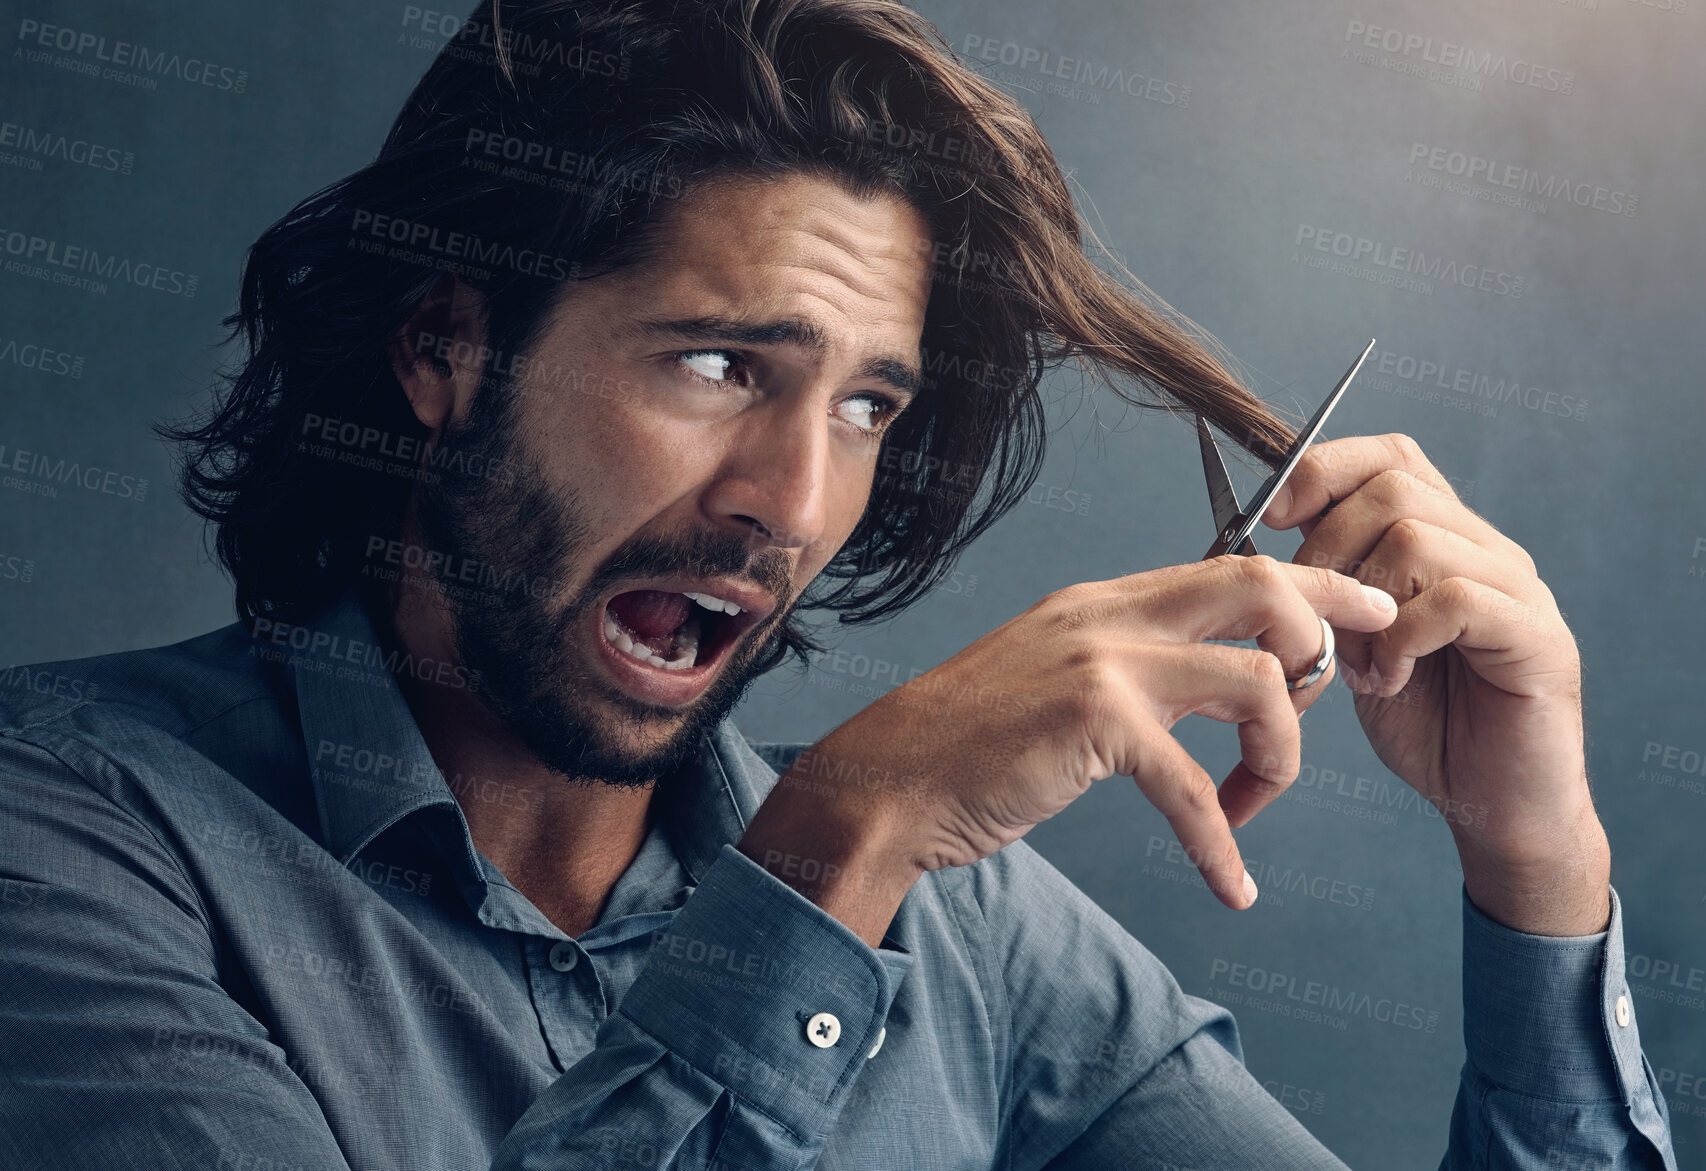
[{"xmin": 1254, "ymin": 433, "xmax": 1610, "ymax": 936}]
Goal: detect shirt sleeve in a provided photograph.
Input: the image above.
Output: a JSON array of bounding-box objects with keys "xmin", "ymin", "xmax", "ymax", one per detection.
[
  {"xmin": 1441, "ymin": 883, "xmax": 1677, "ymax": 1171},
  {"xmin": 955, "ymin": 838, "xmax": 1356, "ymax": 1171},
  {"xmin": 489, "ymin": 842, "xmax": 913, "ymax": 1170},
  {"xmin": 0, "ymin": 733, "xmax": 358, "ymax": 1171},
  {"xmin": 1021, "ymin": 861, "xmax": 1678, "ymax": 1171},
  {"xmin": 0, "ymin": 731, "xmax": 911, "ymax": 1171}
]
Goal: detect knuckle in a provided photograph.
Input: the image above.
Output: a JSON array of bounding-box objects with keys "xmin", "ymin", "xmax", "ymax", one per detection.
[
  {"xmin": 1177, "ymin": 780, "xmax": 1221, "ymax": 820},
  {"xmin": 1044, "ymin": 589, "xmax": 1105, "ymax": 636},
  {"xmin": 1369, "ymin": 466, "xmax": 1421, "ymax": 504},
  {"xmin": 1073, "ymin": 656, "xmax": 1123, "ymax": 710},
  {"xmin": 1436, "ymin": 575, "xmax": 1478, "ymax": 608},
  {"xmin": 1382, "ymin": 432, "xmax": 1426, "ymax": 466},
  {"xmin": 1303, "ymin": 560, "xmax": 1358, "ymax": 596},
  {"xmin": 1387, "ymin": 515, "xmax": 1432, "ymax": 556},
  {"xmin": 1238, "ymin": 554, "xmax": 1284, "ymax": 590},
  {"xmin": 1248, "ymin": 651, "xmax": 1289, "ymax": 692}
]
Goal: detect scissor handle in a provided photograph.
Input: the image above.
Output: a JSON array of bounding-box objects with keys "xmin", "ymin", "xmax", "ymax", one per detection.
[{"xmin": 1202, "ymin": 529, "xmax": 1258, "ymax": 559}]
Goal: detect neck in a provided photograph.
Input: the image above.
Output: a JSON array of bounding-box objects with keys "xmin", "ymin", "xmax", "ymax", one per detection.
[{"xmin": 377, "ymin": 560, "xmax": 659, "ymax": 938}]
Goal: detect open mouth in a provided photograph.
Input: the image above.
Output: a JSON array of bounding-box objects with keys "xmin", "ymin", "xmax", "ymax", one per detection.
[{"xmin": 599, "ymin": 588, "xmax": 756, "ymax": 674}]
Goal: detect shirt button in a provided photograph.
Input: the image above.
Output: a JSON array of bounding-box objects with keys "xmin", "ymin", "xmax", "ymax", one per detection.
[
  {"xmin": 805, "ymin": 1012, "xmax": 841, "ymax": 1048},
  {"xmin": 548, "ymin": 941, "xmax": 579, "ymax": 972},
  {"xmin": 867, "ymin": 1026, "xmax": 886, "ymax": 1058},
  {"xmin": 1615, "ymin": 994, "xmax": 1631, "ymax": 1027}
]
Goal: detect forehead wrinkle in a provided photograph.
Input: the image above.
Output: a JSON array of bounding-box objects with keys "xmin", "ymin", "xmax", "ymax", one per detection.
[{"xmin": 764, "ymin": 211, "xmax": 932, "ymax": 307}]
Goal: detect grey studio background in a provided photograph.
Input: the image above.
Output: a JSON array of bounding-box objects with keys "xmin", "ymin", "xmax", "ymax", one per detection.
[{"xmin": 2, "ymin": 1, "xmax": 1703, "ymax": 1168}]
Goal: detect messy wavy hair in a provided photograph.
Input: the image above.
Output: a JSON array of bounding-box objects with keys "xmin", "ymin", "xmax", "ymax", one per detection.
[{"xmin": 162, "ymin": 0, "xmax": 1293, "ymax": 673}]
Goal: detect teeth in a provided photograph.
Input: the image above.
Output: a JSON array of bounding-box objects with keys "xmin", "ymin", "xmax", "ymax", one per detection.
[
  {"xmin": 682, "ymin": 591, "xmax": 743, "ymax": 615},
  {"xmin": 603, "ymin": 609, "xmax": 699, "ymax": 671}
]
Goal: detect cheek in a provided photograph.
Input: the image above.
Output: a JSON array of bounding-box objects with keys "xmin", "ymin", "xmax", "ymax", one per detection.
[{"xmin": 533, "ymin": 396, "xmax": 725, "ymax": 516}]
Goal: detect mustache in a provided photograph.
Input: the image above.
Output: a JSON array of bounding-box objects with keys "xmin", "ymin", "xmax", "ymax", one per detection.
[{"xmin": 580, "ymin": 528, "xmax": 796, "ymax": 616}]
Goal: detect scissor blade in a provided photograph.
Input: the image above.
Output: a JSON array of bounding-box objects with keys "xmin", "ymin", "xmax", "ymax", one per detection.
[
  {"xmin": 1198, "ymin": 413, "xmax": 1258, "ymax": 558},
  {"xmin": 1196, "ymin": 414, "xmax": 1245, "ymax": 535},
  {"xmin": 1219, "ymin": 339, "xmax": 1375, "ymax": 555}
]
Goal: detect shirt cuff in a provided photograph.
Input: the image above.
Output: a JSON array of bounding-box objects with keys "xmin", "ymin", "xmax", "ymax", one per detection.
[
  {"xmin": 1461, "ymin": 882, "xmax": 1645, "ymax": 1102},
  {"xmin": 617, "ymin": 842, "xmax": 914, "ymax": 1138}
]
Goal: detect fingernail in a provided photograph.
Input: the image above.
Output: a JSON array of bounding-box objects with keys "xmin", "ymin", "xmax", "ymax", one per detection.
[
  {"xmin": 1242, "ymin": 869, "xmax": 1259, "ymax": 907},
  {"xmin": 1264, "ymin": 485, "xmax": 1293, "ymax": 524},
  {"xmin": 1361, "ymin": 584, "xmax": 1396, "ymax": 612}
]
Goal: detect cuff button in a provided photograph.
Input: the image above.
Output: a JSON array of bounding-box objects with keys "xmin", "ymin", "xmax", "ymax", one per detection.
[{"xmin": 806, "ymin": 1012, "xmax": 842, "ymax": 1048}]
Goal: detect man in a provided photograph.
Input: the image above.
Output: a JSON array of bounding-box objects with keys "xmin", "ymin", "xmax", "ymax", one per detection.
[{"xmin": 0, "ymin": 0, "xmax": 1676, "ymax": 1168}]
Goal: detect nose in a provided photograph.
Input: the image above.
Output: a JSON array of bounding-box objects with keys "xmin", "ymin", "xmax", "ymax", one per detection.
[{"xmin": 703, "ymin": 393, "xmax": 832, "ymax": 551}]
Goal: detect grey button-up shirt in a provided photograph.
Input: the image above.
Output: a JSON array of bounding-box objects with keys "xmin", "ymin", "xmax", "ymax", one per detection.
[{"xmin": 0, "ymin": 587, "xmax": 1678, "ymax": 1169}]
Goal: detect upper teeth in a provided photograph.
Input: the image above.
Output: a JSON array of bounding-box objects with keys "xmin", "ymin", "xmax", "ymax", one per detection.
[{"xmin": 683, "ymin": 591, "xmax": 743, "ymax": 615}]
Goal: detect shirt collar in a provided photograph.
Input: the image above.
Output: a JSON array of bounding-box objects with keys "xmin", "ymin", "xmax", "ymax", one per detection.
[{"xmin": 289, "ymin": 585, "xmax": 772, "ymax": 911}]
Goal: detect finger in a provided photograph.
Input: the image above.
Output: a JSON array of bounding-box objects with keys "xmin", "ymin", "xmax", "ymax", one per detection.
[
  {"xmin": 1142, "ymin": 641, "xmax": 1303, "ymax": 817},
  {"xmin": 1360, "ymin": 576, "xmax": 1557, "ymax": 698},
  {"xmin": 1260, "ymin": 433, "xmax": 1455, "ymax": 531},
  {"xmin": 1143, "ymin": 557, "xmax": 1396, "ymax": 669},
  {"xmin": 1220, "ymin": 757, "xmax": 1299, "ymax": 830},
  {"xmin": 1292, "ymin": 468, "xmax": 1531, "ymax": 582},
  {"xmin": 1123, "ymin": 725, "xmax": 1255, "ymax": 909},
  {"xmin": 1340, "ymin": 517, "xmax": 1536, "ymax": 607}
]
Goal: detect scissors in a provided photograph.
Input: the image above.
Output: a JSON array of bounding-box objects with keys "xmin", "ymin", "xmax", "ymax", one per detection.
[{"xmin": 1198, "ymin": 339, "xmax": 1377, "ymax": 560}]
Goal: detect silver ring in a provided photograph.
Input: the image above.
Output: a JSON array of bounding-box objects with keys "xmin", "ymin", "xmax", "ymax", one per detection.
[{"xmin": 1286, "ymin": 616, "xmax": 1335, "ymax": 691}]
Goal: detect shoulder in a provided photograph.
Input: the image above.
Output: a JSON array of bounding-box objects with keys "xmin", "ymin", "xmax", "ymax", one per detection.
[
  {"xmin": 0, "ymin": 620, "xmax": 303, "ymax": 913},
  {"xmin": 0, "ymin": 617, "xmax": 282, "ymax": 742}
]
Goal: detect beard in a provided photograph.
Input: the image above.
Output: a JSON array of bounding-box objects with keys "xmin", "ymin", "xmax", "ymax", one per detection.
[{"xmin": 411, "ymin": 381, "xmax": 797, "ymax": 790}]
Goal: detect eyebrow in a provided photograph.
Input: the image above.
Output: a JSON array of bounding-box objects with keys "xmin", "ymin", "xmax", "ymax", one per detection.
[{"xmin": 633, "ymin": 315, "xmax": 921, "ymax": 398}]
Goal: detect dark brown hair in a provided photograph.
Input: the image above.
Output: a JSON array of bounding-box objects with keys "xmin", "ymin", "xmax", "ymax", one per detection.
[{"xmin": 162, "ymin": 0, "xmax": 1293, "ymax": 672}]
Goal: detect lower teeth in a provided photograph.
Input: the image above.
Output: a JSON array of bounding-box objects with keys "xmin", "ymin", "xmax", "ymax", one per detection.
[{"xmin": 602, "ymin": 610, "xmax": 699, "ymax": 671}]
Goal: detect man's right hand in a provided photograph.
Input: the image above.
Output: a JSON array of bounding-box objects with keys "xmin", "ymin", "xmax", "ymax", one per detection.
[{"xmin": 737, "ymin": 555, "xmax": 1397, "ymax": 944}]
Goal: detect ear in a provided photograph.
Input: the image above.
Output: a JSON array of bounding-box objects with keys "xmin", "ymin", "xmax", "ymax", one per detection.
[{"xmin": 387, "ymin": 275, "xmax": 488, "ymax": 434}]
